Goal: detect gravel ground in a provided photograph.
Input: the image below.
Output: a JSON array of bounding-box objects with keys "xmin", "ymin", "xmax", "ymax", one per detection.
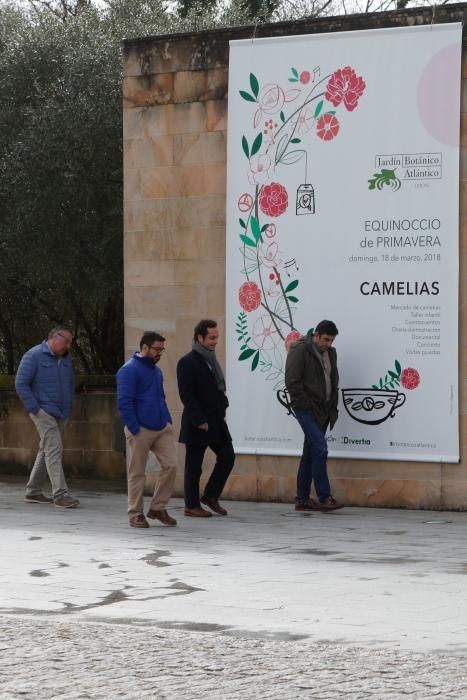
[{"xmin": 1, "ymin": 615, "xmax": 466, "ymax": 699}]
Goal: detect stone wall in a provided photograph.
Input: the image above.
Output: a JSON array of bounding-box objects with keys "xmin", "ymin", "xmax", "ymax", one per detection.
[
  {"xmin": 121, "ymin": 5, "xmax": 467, "ymax": 509},
  {"xmin": 0, "ymin": 383, "xmax": 125, "ymax": 482}
]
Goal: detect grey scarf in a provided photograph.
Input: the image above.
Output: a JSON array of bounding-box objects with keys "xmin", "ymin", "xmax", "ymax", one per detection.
[{"xmin": 192, "ymin": 340, "xmax": 226, "ymax": 392}]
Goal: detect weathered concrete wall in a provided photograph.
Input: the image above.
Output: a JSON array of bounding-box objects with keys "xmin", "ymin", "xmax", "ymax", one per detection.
[
  {"xmin": 122, "ymin": 5, "xmax": 467, "ymax": 509},
  {"xmin": 0, "ymin": 386, "xmax": 125, "ymax": 482}
]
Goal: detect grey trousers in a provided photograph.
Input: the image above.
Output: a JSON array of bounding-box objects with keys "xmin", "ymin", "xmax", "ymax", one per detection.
[{"xmin": 26, "ymin": 409, "xmax": 69, "ymax": 498}]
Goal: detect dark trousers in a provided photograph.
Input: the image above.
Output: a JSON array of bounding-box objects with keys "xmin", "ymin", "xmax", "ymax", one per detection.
[
  {"xmin": 295, "ymin": 409, "xmax": 331, "ymax": 502},
  {"xmin": 184, "ymin": 440, "xmax": 235, "ymax": 508}
]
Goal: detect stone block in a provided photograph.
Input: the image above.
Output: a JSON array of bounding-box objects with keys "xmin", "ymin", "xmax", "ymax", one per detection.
[
  {"xmin": 174, "ymin": 259, "xmax": 225, "ymax": 286},
  {"xmin": 206, "ymin": 100, "xmax": 227, "ymax": 132},
  {"xmin": 124, "ymin": 135, "xmax": 174, "ymax": 171},
  {"xmin": 334, "ymin": 477, "xmax": 441, "ymax": 509},
  {"xmin": 257, "ymin": 476, "xmax": 295, "ymax": 502},
  {"xmin": 1, "ymin": 422, "xmax": 38, "ymax": 450},
  {"xmin": 63, "ymin": 449, "xmax": 83, "ymax": 476},
  {"xmin": 229, "ymin": 453, "xmax": 258, "ymax": 477},
  {"xmin": 223, "ymin": 474, "xmax": 258, "ymax": 501},
  {"xmin": 441, "ymin": 479, "xmax": 467, "ymax": 510},
  {"xmin": 124, "ymin": 169, "xmax": 142, "ymax": 201},
  {"xmin": 80, "ymin": 394, "xmax": 118, "ymax": 425},
  {"xmin": 123, "ymin": 107, "xmax": 144, "ymax": 140},
  {"xmin": 257, "ymin": 455, "xmax": 296, "ymax": 478},
  {"xmin": 0, "ymin": 447, "xmax": 32, "ymax": 471},
  {"xmin": 173, "ymin": 132, "xmax": 226, "ymax": 166},
  {"xmin": 331, "ymin": 459, "xmax": 442, "ymax": 481},
  {"xmin": 125, "ymin": 261, "xmax": 175, "ymax": 287},
  {"xmin": 141, "ymin": 163, "xmax": 226, "ymax": 199},
  {"xmin": 122, "ymin": 37, "xmax": 229, "ymax": 79},
  {"xmin": 82, "ymin": 451, "xmax": 126, "ymax": 480},
  {"xmin": 142, "ymin": 103, "xmax": 207, "ymax": 138},
  {"xmin": 63, "ymin": 423, "xmax": 112, "ymax": 451},
  {"xmin": 123, "ymin": 74, "xmax": 173, "ymax": 108},
  {"xmin": 206, "ymin": 285, "xmax": 226, "ymax": 317},
  {"xmin": 125, "ymin": 285, "xmax": 207, "ymax": 319},
  {"xmin": 173, "ymin": 68, "xmax": 228, "ymax": 103}
]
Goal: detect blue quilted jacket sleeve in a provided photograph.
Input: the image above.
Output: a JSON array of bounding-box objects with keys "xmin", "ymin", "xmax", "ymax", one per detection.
[
  {"xmin": 15, "ymin": 348, "xmax": 41, "ymax": 414},
  {"xmin": 116, "ymin": 364, "xmax": 140, "ymax": 435}
]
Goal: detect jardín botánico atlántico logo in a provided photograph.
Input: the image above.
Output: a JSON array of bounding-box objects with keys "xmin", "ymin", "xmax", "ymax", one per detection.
[{"xmin": 368, "ymin": 152, "xmax": 442, "ymax": 191}]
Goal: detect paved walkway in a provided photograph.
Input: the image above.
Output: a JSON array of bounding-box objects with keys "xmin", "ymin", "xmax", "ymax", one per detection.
[{"xmin": 1, "ymin": 478, "xmax": 467, "ymax": 698}]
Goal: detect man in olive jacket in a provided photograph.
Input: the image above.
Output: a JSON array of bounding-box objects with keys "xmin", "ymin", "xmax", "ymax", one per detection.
[
  {"xmin": 177, "ymin": 319, "xmax": 235, "ymax": 518},
  {"xmin": 285, "ymin": 319, "xmax": 343, "ymax": 512}
]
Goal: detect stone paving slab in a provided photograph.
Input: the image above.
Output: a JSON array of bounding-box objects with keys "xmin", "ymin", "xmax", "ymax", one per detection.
[
  {"xmin": 1, "ymin": 480, "xmax": 467, "ymax": 652},
  {"xmin": 1, "ymin": 479, "xmax": 467, "ymax": 697}
]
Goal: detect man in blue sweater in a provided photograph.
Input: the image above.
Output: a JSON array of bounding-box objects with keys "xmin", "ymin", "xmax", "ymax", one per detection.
[
  {"xmin": 15, "ymin": 326, "xmax": 80, "ymax": 509},
  {"xmin": 117, "ymin": 331, "xmax": 177, "ymax": 529}
]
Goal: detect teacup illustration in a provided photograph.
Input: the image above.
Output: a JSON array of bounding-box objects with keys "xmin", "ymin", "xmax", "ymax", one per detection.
[{"xmin": 342, "ymin": 388, "xmax": 406, "ymax": 426}]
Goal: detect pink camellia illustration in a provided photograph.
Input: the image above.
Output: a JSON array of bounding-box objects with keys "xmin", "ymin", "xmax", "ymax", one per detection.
[
  {"xmin": 401, "ymin": 367, "xmax": 420, "ymax": 390},
  {"xmin": 238, "ymin": 281, "xmax": 261, "ymax": 312},
  {"xmin": 248, "ymin": 153, "xmax": 274, "ymax": 185},
  {"xmin": 294, "ymin": 105, "xmax": 315, "ymax": 135},
  {"xmin": 300, "ymin": 70, "xmax": 311, "ymax": 84},
  {"xmin": 259, "ymin": 182, "xmax": 288, "ymax": 217},
  {"xmin": 316, "ymin": 113, "xmax": 340, "ymax": 141},
  {"xmin": 259, "ymin": 241, "xmax": 282, "ymax": 269},
  {"xmin": 259, "ymin": 84, "xmax": 286, "ymax": 114},
  {"xmin": 285, "ymin": 330, "xmax": 301, "ymax": 350},
  {"xmin": 325, "ymin": 66, "xmax": 366, "ymax": 112},
  {"xmin": 252, "ymin": 316, "xmax": 280, "ymax": 350}
]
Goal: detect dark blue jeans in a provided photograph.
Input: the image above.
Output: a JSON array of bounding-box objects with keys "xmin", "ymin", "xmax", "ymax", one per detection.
[{"xmin": 295, "ymin": 409, "xmax": 331, "ymax": 502}]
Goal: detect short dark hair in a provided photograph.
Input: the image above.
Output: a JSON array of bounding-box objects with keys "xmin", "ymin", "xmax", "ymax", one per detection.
[
  {"xmin": 140, "ymin": 331, "xmax": 165, "ymax": 350},
  {"xmin": 314, "ymin": 320, "xmax": 338, "ymax": 337},
  {"xmin": 193, "ymin": 319, "xmax": 217, "ymax": 341},
  {"xmin": 48, "ymin": 326, "xmax": 73, "ymax": 340}
]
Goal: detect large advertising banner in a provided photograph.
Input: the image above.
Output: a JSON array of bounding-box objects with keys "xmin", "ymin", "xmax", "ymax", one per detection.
[{"xmin": 226, "ymin": 24, "xmax": 461, "ymax": 462}]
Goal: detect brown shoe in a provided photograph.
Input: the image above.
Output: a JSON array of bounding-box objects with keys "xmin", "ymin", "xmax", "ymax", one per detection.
[
  {"xmin": 25, "ymin": 494, "xmax": 53, "ymax": 504},
  {"xmin": 129, "ymin": 513, "xmax": 149, "ymax": 528},
  {"xmin": 147, "ymin": 509, "xmax": 177, "ymax": 527},
  {"xmin": 184, "ymin": 506, "xmax": 212, "ymax": 518},
  {"xmin": 320, "ymin": 496, "xmax": 344, "ymax": 512},
  {"xmin": 201, "ymin": 496, "xmax": 227, "ymax": 516},
  {"xmin": 295, "ymin": 498, "xmax": 320, "ymax": 511},
  {"xmin": 54, "ymin": 495, "xmax": 80, "ymax": 509}
]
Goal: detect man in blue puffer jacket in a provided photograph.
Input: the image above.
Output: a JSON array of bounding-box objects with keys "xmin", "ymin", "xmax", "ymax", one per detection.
[
  {"xmin": 117, "ymin": 331, "xmax": 177, "ymax": 529},
  {"xmin": 15, "ymin": 326, "xmax": 80, "ymax": 509}
]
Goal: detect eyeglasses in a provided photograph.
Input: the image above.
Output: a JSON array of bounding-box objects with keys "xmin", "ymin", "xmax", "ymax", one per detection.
[{"xmin": 150, "ymin": 346, "xmax": 165, "ymax": 353}]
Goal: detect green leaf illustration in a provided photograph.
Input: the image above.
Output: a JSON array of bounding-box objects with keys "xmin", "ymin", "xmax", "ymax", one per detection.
[
  {"xmin": 280, "ymin": 150, "xmax": 304, "ymax": 165},
  {"xmin": 250, "ymin": 216, "xmax": 261, "ymax": 242},
  {"xmin": 242, "ymin": 136, "xmax": 249, "ymax": 158},
  {"xmin": 251, "ymin": 351, "xmax": 260, "ymax": 371},
  {"xmin": 371, "ymin": 385, "xmax": 379, "ymax": 390},
  {"xmin": 326, "ymin": 110, "xmax": 336, "ymax": 116},
  {"xmin": 395, "ymin": 360, "xmax": 402, "ymax": 374},
  {"xmin": 285, "ymin": 279, "xmax": 299, "ymax": 293},
  {"xmin": 280, "ymin": 111, "xmax": 285, "ymax": 122},
  {"xmin": 291, "ymin": 67, "xmax": 298, "ymax": 78},
  {"xmin": 251, "ymin": 132, "xmax": 263, "ymax": 157},
  {"xmin": 288, "ymin": 78, "xmax": 298, "ymax": 83},
  {"xmin": 250, "ymin": 73, "xmax": 259, "ymax": 99},
  {"xmin": 314, "ymin": 100, "xmax": 323, "ymax": 118},
  {"xmin": 291, "ymin": 138, "xmax": 301, "ymax": 144},
  {"xmin": 240, "ymin": 234, "xmax": 257, "ymax": 248},
  {"xmin": 239, "ymin": 348, "xmax": 256, "ymax": 361},
  {"xmin": 261, "ymin": 223, "xmax": 269, "ymax": 233},
  {"xmin": 240, "ymin": 90, "xmax": 256, "ymax": 103},
  {"xmin": 239, "ymin": 218, "xmax": 246, "ymax": 229},
  {"xmin": 287, "ymin": 295, "xmax": 299, "ymax": 303}
]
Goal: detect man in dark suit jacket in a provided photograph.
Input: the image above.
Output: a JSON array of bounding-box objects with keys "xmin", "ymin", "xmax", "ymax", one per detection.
[{"xmin": 176, "ymin": 319, "xmax": 235, "ymax": 518}]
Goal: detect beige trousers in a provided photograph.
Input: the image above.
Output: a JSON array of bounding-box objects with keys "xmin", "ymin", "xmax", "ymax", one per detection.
[{"xmin": 125, "ymin": 423, "xmax": 177, "ymax": 517}]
